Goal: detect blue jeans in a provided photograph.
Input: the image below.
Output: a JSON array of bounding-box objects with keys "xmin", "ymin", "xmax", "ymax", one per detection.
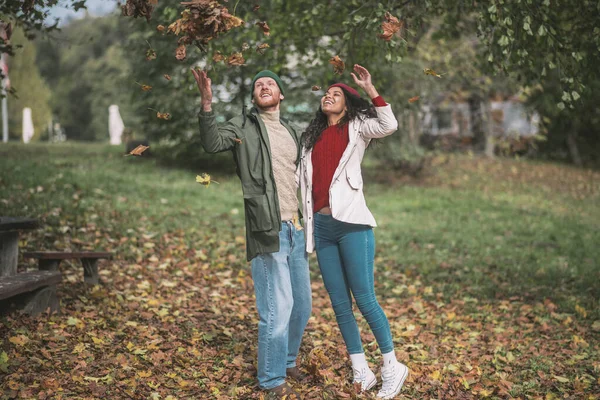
[
  {"xmin": 314, "ymin": 213, "xmax": 393, "ymax": 355},
  {"xmin": 251, "ymin": 221, "xmax": 312, "ymax": 389}
]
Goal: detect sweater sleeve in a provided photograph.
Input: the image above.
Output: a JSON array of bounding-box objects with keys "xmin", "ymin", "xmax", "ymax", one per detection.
[{"xmin": 371, "ymin": 96, "xmax": 388, "ymax": 107}]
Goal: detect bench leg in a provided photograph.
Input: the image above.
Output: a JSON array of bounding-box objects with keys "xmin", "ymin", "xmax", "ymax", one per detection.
[
  {"xmin": 23, "ymin": 285, "xmax": 60, "ymax": 315},
  {"xmin": 39, "ymin": 259, "xmax": 61, "ymax": 271},
  {"xmin": 0, "ymin": 285, "xmax": 60, "ymax": 316},
  {"xmin": 82, "ymin": 259, "xmax": 99, "ymax": 285},
  {"xmin": 0, "ymin": 232, "xmax": 18, "ymax": 277}
]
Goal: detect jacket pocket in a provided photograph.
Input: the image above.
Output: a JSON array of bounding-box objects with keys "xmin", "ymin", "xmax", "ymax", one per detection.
[
  {"xmin": 244, "ymin": 194, "xmax": 273, "ymax": 232},
  {"xmin": 345, "ymin": 169, "xmax": 363, "ymax": 190}
]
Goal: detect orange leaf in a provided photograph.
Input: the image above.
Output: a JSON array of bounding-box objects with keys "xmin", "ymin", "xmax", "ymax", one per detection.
[
  {"xmin": 329, "ymin": 55, "xmax": 345, "ymax": 75},
  {"xmin": 213, "ymin": 51, "xmax": 226, "ymax": 62},
  {"xmin": 164, "ymin": 74, "xmax": 171, "ymax": 81},
  {"xmin": 311, "ymin": 85, "xmax": 321, "ymax": 91},
  {"xmin": 256, "ymin": 21, "xmax": 270, "ymax": 36},
  {"xmin": 423, "ymin": 68, "xmax": 443, "ymax": 78},
  {"xmin": 256, "ymin": 43, "xmax": 270, "ymax": 55},
  {"xmin": 378, "ymin": 12, "xmax": 403, "ymax": 41},
  {"xmin": 227, "ymin": 52, "xmax": 245, "ymax": 66},
  {"xmin": 156, "ymin": 24, "xmax": 165, "ymax": 33},
  {"xmin": 157, "ymin": 112, "xmax": 171, "ymax": 120},
  {"xmin": 408, "ymin": 96, "xmax": 420, "ymax": 103},
  {"xmin": 126, "ymin": 145, "xmax": 150, "ymax": 156},
  {"xmin": 175, "ymin": 44, "xmax": 187, "ymax": 61}
]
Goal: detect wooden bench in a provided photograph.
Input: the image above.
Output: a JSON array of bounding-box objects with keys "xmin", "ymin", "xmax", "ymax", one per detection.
[
  {"xmin": 0, "ymin": 270, "xmax": 62, "ymax": 315},
  {"xmin": 23, "ymin": 252, "xmax": 112, "ymax": 285}
]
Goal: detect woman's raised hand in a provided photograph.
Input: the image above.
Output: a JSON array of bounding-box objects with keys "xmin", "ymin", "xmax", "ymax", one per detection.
[{"xmin": 350, "ymin": 64, "xmax": 379, "ymax": 99}]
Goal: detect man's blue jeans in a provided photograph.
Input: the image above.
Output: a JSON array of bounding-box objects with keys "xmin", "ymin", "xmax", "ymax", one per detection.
[
  {"xmin": 251, "ymin": 221, "xmax": 312, "ymax": 390},
  {"xmin": 313, "ymin": 213, "xmax": 394, "ymax": 355}
]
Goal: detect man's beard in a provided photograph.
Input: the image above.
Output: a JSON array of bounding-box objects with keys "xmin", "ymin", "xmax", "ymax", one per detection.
[{"xmin": 254, "ymin": 93, "xmax": 280, "ymax": 109}]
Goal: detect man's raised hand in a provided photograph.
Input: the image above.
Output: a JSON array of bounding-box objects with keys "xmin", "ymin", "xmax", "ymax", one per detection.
[{"xmin": 191, "ymin": 68, "xmax": 213, "ymax": 112}]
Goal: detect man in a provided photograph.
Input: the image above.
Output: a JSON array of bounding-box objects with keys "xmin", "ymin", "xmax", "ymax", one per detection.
[{"xmin": 191, "ymin": 68, "xmax": 311, "ymax": 398}]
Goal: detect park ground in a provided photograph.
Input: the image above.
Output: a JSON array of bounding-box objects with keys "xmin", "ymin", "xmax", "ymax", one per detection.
[{"xmin": 0, "ymin": 143, "xmax": 599, "ymax": 399}]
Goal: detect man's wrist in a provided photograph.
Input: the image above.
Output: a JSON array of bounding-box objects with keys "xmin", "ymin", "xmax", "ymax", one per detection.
[{"xmin": 202, "ymin": 103, "xmax": 212, "ymax": 112}]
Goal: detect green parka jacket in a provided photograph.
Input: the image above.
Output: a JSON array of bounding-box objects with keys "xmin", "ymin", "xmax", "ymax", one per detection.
[{"xmin": 197, "ymin": 107, "xmax": 301, "ymax": 261}]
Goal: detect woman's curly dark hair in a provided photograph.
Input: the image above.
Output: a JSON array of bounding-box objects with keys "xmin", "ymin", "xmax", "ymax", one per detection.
[{"xmin": 301, "ymin": 87, "xmax": 377, "ymax": 150}]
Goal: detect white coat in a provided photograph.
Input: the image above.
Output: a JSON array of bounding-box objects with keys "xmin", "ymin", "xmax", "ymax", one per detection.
[{"xmin": 299, "ymin": 104, "xmax": 399, "ymax": 253}]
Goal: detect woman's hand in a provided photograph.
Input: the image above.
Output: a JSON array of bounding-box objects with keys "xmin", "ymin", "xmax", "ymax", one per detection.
[
  {"xmin": 191, "ymin": 68, "xmax": 213, "ymax": 112},
  {"xmin": 350, "ymin": 64, "xmax": 380, "ymax": 99}
]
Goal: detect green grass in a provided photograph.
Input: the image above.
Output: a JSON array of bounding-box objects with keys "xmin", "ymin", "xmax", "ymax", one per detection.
[{"xmin": 1, "ymin": 142, "xmax": 598, "ymax": 315}]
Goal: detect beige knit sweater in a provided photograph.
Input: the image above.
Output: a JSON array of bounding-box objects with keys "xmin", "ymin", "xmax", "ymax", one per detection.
[{"xmin": 258, "ymin": 109, "xmax": 298, "ymax": 222}]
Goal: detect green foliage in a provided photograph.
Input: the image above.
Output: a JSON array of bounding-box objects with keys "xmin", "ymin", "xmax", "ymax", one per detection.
[
  {"xmin": 35, "ymin": 13, "xmax": 138, "ymax": 141},
  {"xmin": 3, "ymin": 27, "xmax": 52, "ymax": 140}
]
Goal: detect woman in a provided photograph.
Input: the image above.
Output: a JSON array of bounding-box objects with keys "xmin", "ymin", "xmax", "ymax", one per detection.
[{"xmin": 299, "ymin": 64, "xmax": 408, "ymax": 399}]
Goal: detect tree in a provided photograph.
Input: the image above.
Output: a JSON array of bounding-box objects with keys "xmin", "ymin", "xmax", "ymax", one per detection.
[{"xmin": 2, "ymin": 27, "xmax": 52, "ymax": 140}]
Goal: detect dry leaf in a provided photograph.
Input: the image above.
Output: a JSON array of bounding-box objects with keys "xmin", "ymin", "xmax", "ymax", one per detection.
[
  {"xmin": 121, "ymin": 0, "xmax": 155, "ymax": 22},
  {"xmin": 253, "ymin": 4, "xmax": 260, "ymax": 11},
  {"xmin": 256, "ymin": 43, "xmax": 270, "ymax": 55},
  {"xmin": 241, "ymin": 42, "xmax": 250, "ymax": 52},
  {"xmin": 227, "ymin": 52, "xmax": 245, "ymax": 66},
  {"xmin": 423, "ymin": 68, "xmax": 443, "ymax": 78},
  {"xmin": 157, "ymin": 112, "xmax": 171, "ymax": 120},
  {"xmin": 135, "ymin": 82, "xmax": 153, "ymax": 92},
  {"xmin": 146, "ymin": 48, "xmax": 157, "ymax": 61},
  {"xmin": 196, "ymin": 173, "xmax": 219, "ymax": 187},
  {"xmin": 311, "ymin": 85, "xmax": 321, "ymax": 91},
  {"xmin": 256, "ymin": 21, "xmax": 270, "ymax": 36},
  {"xmin": 164, "ymin": 74, "xmax": 172, "ymax": 81},
  {"xmin": 156, "ymin": 24, "xmax": 165, "ymax": 33},
  {"xmin": 378, "ymin": 12, "xmax": 403, "ymax": 41},
  {"xmin": 292, "ymin": 214, "xmax": 303, "ymax": 231},
  {"xmin": 329, "ymin": 55, "xmax": 345, "ymax": 75},
  {"xmin": 126, "ymin": 145, "xmax": 150, "ymax": 156},
  {"xmin": 175, "ymin": 44, "xmax": 187, "ymax": 61},
  {"xmin": 213, "ymin": 51, "xmax": 226, "ymax": 62},
  {"xmin": 408, "ymin": 96, "xmax": 420, "ymax": 103}
]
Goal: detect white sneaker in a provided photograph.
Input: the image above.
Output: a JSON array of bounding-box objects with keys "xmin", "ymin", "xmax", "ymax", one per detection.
[
  {"xmin": 377, "ymin": 361, "xmax": 409, "ymax": 399},
  {"xmin": 353, "ymin": 366, "xmax": 377, "ymax": 391}
]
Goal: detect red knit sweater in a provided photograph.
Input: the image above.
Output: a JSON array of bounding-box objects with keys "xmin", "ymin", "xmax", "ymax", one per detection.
[{"xmin": 311, "ymin": 96, "xmax": 387, "ymax": 212}]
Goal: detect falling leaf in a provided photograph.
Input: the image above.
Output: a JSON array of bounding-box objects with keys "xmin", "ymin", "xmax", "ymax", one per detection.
[
  {"xmin": 378, "ymin": 12, "xmax": 403, "ymax": 41},
  {"xmin": 196, "ymin": 173, "xmax": 219, "ymax": 187},
  {"xmin": 156, "ymin": 24, "xmax": 165, "ymax": 33},
  {"xmin": 164, "ymin": 74, "xmax": 171, "ymax": 81},
  {"xmin": 329, "ymin": 55, "xmax": 345, "ymax": 75},
  {"xmin": 227, "ymin": 52, "xmax": 245, "ymax": 66},
  {"xmin": 135, "ymin": 82, "xmax": 152, "ymax": 91},
  {"xmin": 312, "ymin": 85, "xmax": 322, "ymax": 91},
  {"xmin": 121, "ymin": 0, "xmax": 155, "ymax": 22},
  {"xmin": 175, "ymin": 44, "xmax": 187, "ymax": 61},
  {"xmin": 408, "ymin": 96, "xmax": 420, "ymax": 103},
  {"xmin": 146, "ymin": 48, "xmax": 157, "ymax": 61},
  {"xmin": 253, "ymin": 4, "xmax": 260, "ymax": 11},
  {"xmin": 424, "ymin": 68, "xmax": 443, "ymax": 78},
  {"xmin": 256, "ymin": 21, "xmax": 270, "ymax": 36},
  {"xmin": 126, "ymin": 145, "xmax": 150, "ymax": 156},
  {"xmin": 157, "ymin": 112, "xmax": 171, "ymax": 120},
  {"xmin": 241, "ymin": 42, "xmax": 250, "ymax": 52},
  {"xmin": 213, "ymin": 51, "xmax": 226, "ymax": 62},
  {"xmin": 256, "ymin": 43, "xmax": 270, "ymax": 55},
  {"xmin": 292, "ymin": 214, "xmax": 303, "ymax": 231}
]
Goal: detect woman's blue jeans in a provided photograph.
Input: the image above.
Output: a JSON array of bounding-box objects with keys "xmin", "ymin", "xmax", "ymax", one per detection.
[
  {"xmin": 313, "ymin": 213, "xmax": 393, "ymax": 355},
  {"xmin": 251, "ymin": 221, "xmax": 312, "ymax": 390}
]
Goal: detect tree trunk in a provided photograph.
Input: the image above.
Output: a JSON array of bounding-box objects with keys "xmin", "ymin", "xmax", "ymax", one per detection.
[
  {"xmin": 468, "ymin": 95, "xmax": 485, "ymax": 151},
  {"xmin": 484, "ymin": 101, "xmax": 496, "ymax": 158},
  {"xmin": 566, "ymin": 131, "xmax": 583, "ymax": 166}
]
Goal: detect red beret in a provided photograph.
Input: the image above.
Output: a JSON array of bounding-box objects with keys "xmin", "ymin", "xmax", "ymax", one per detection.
[{"xmin": 328, "ymin": 83, "xmax": 360, "ymax": 98}]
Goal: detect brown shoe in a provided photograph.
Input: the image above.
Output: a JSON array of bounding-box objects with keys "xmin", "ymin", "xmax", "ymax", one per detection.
[
  {"xmin": 265, "ymin": 382, "xmax": 301, "ymax": 399},
  {"xmin": 286, "ymin": 366, "xmax": 309, "ymax": 382}
]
